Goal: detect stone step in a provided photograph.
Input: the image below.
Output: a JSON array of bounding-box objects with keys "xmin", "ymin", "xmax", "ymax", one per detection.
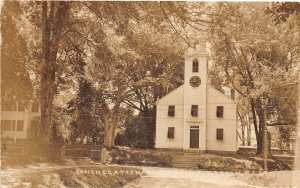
[
  {"xmin": 172, "ymin": 159, "xmax": 198, "ymax": 162},
  {"xmin": 172, "ymin": 164, "xmax": 198, "ymax": 167},
  {"xmin": 171, "ymin": 161, "xmax": 199, "ymax": 164},
  {"xmin": 172, "ymin": 158, "xmax": 199, "ymax": 161},
  {"xmin": 172, "ymin": 157, "xmax": 199, "ymax": 159},
  {"xmin": 172, "ymin": 161, "xmax": 198, "ymax": 163},
  {"xmin": 172, "ymin": 163, "xmax": 198, "ymax": 165},
  {"xmin": 170, "ymin": 152, "xmax": 204, "ymax": 168},
  {"xmin": 172, "ymin": 165, "xmax": 198, "ymax": 168}
]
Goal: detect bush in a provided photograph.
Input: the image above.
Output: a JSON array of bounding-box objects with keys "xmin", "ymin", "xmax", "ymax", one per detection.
[{"xmin": 109, "ymin": 148, "xmax": 172, "ymax": 167}]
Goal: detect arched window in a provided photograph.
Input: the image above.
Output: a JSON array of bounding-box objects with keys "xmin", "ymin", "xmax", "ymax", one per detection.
[{"xmin": 192, "ymin": 59, "xmax": 199, "ymax": 72}]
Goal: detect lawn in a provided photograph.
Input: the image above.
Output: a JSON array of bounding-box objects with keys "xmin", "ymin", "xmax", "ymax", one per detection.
[{"xmin": 2, "ymin": 165, "xmax": 142, "ymax": 188}]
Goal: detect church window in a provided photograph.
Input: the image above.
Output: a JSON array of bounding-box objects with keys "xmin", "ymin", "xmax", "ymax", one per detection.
[
  {"xmin": 168, "ymin": 105, "xmax": 175, "ymax": 117},
  {"xmin": 191, "ymin": 105, "xmax": 198, "ymax": 117},
  {"xmin": 216, "ymin": 128, "xmax": 224, "ymax": 140},
  {"xmin": 192, "ymin": 59, "xmax": 199, "ymax": 72},
  {"xmin": 216, "ymin": 106, "xmax": 224, "ymax": 118},
  {"xmin": 167, "ymin": 127, "xmax": 175, "ymax": 138}
]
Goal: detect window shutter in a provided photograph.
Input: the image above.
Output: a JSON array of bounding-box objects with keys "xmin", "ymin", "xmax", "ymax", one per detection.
[
  {"xmin": 191, "ymin": 105, "xmax": 198, "ymax": 117},
  {"xmin": 167, "ymin": 127, "xmax": 175, "ymax": 138},
  {"xmin": 192, "ymin": 59, "xmax": 199, "ymax": 72},
  {"xmin": 168, "ymin": 105, "xmax": 175, "ymax": 117},
  {"xmin": 216, "ymin": 129, "xmax": 224, "ymax": 140},
  {"xmin": 216, "ymin": 106, "xmax": 224, "ymax": 118}
]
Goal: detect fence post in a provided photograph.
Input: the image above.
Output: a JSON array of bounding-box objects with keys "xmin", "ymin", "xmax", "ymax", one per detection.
[{"xmin": 101, "ymin": 148, "xmax": 107, "ymax": 163}]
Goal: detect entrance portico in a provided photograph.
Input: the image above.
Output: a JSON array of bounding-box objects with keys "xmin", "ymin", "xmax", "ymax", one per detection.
[{"xmin": 183, "ymin": 120, "xmax": 205, "ymax": 150}]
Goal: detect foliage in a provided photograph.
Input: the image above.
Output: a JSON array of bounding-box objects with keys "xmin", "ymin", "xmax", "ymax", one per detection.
[
  {"xmin": 82, "ymin": 3, "xmax": 187, "ymax": 147},
  {"xmin": 1, "ymin": 1, "xmax": 33, "ymax": 105},
  {"xmin": 208, "ymin": 3, "xmax": 298, "ymax": 154},
  {"xmin": 266, "ymin": 2, "xmax": 300, "ymax": 24},
  {"xmin": 115, "ymin": 111, "xmax": 156, "ymax": 149},
  {"xmin": 67, "ymin": 79, "xmax": 104, "ymax": 144}
]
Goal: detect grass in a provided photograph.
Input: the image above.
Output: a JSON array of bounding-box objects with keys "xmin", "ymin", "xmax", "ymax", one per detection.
[
  {"xmin": 13, "ymin": 166, "xmax": 142, "ymax": 188},
  {"xmin": 108, "ymin": 147, "xmax": 291, "ymax": 172},
  {"xmin": 1, "ymin": 152, "xmax": 65, "ymax": 170}
]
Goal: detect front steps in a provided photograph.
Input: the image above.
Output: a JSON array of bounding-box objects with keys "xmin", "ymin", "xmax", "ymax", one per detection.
[{"xmin": 171, "ymin": 151, "xmax": 203, "ymax": 169}]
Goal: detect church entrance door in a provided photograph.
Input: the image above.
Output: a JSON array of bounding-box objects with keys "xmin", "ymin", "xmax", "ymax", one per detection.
[{"xmin": 190, "ymin": 126, "xmax": 199, "ymax": 148}]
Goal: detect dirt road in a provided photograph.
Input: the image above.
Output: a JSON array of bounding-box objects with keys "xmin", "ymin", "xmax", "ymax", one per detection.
[{"xmin": 123, "ymin": 166, "xmax": 252, "ymax": 188}]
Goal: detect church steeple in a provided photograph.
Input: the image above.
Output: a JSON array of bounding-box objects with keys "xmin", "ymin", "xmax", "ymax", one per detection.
[
  {"xmin": 182, "ymin": 39, "xmax": 209, "ymax": 150},
  {"xmin": 184, "ymin": 39, "xmax": 208, "ymax": 90}
]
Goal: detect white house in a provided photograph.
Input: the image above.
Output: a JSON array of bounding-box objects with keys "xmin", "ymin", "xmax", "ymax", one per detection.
[
  {"xmin": 155, "ymin": 40, "xmax": 237, "ymax": 152},
  {"xmin": 1, "ymin": 90, "xmax": 40, "ymax": 144}
]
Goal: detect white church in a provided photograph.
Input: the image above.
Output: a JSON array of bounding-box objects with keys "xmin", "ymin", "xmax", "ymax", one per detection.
[{"xmin": 155, "ymin": 40, "xmax": 238, "ymax": 152}]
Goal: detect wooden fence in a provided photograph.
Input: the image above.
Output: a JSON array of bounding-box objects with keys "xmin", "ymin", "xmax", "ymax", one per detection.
[
  {"xmin": 64, "ymin": 144, "xmax": 103, "ymax": 158},
  {"xmin": 1, "ymin": 144, "xmax": 103, "ymax": 158},
  {"xmin": 238, "ymin": 146, "xmax": 294, "ymax": 155}
]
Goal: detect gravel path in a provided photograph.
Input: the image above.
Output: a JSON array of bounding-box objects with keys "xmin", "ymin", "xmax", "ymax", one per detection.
[
  {"xmin": 2, "ymin": 162, "xmax": 300, "ymax": 188},
  {"xmin": 123, "ymin": 166, "xmax": 253, "ymax": 188}
]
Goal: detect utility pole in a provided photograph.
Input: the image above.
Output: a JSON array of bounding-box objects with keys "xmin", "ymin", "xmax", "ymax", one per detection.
[{"xmin": 264, "ymin": 106, "xmax": 268, "ymax": 172}]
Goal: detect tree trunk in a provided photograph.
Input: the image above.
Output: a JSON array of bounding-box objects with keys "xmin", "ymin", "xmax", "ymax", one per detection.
[
  {"xmin": 103, "ymin": 92, "xmax": 121, "ymax": 148},
  {"xmin": 103, "ymin": 115, "xmax": 117, "ymax": 148},
  {"xmin": 247, "ymin": 114, "xmax": 251, "ymax": 146},
  {"xmin": 254, "ymin": 98, "xmax": 272, "ymax": 156},
  {"xmin": 238, "ymin": 111, "xmax": 245, "ymax": 146},
  {"xmin": 257, "ymin": 108, "xmax": 265, "ymax": 155},
  {"xmin": 40, "ymin": 2, "xmax": 70, "ymax": 141},
  {"xmin": 251, "ymin": 98, "xmax": 264, "ymax": 155},
  {"xmin": 40, "ymin": 1, "xmax": 51, "ymax": 139}
]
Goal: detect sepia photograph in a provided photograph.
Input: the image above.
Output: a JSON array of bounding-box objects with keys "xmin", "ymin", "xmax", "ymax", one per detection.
[{"xmin": 1, "ymin": 1, "xmax": 300, "ymax": 187}]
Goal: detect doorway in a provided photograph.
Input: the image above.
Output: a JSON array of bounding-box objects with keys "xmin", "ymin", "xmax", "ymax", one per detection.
[{"xmin": 190, "ymin": 126, "xmax": 199, "ymax": 148}]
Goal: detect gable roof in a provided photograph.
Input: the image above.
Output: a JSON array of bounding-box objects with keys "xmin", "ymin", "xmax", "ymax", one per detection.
[
  {"xmin": 155, "ymin": 84, "xmax": 236, "ymax": 105},
  {"xmin": 155, "ymin": 84, "xmax": 184, "ymax": 105},
  {"xmin": 207, "ymin": 85, "xmax": 236, "ymax": 104}
]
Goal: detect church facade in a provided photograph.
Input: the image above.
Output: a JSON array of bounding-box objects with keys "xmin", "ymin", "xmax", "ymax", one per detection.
[{"xmin": 155, "ymin": 41, "xmax": 237, "ymax": 152}]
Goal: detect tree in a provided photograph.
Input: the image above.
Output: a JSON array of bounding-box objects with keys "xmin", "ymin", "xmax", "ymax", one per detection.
[
  {"xmin": 208, "ymin": 3, "xmax": 298, "ymax": 154},
  {"xmin": 266, "ymin": 2, "xmax": 300, "ymax": 24},
  {"xmin": 39, "ymin": 1, "xmax": 71, "ymax": 138},
  {"xmin": 67, "ymin": 78, "xmax": 104, "ymax": 144},
  {"xmin": 81, "ymin": 2, "xmax": 192, "ymax": 148},
  {"xmin": 1, "ymin": 1, "xmax": 33, "ymax": 105},
  {"xmin": 14, "ymin": 1, "xmax": 203, "ymax": 146}
]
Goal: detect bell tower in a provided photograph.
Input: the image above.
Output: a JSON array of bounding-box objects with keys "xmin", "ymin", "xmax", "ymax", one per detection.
[{"xmin": 182, "ymin": 39, "xmax": 209, "ymax": 150}]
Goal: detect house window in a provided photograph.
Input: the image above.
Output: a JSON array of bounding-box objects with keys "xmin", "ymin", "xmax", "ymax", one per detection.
[
  {"xmin": 1, "ymin": 120, "xmax": 12, "ymax": 131},
  {"xmin": 167, "ymin": 127, "xmax": 175, "ymax": 139},
  {"xmin": 32, "ymin": 102, "xmax": 39, "ymax": 113},
  {"xmin": 192, "ymin": 59, "xmax": 199, "ymax": 72},
  {"xmin": 30, "ymin": 119, "xmax": 39, "ymax": 132},
  {"xmin": 168, "ymin": 105, "xmax": 175, "ymax": 117},
  {"xmin": 17, "ymin": 120, "xmax": 24, "ymax": 131},
  {"xmin": 216, "ymin": 106, "xmax": 224, "ymax": 118},
  {"xmin": 216, "ymin": 128, "xmax": 224, "ymax": 140},
  {"xmin": 2, "ymin": 101, "xmax": 16, "ymax": 111},
  {"xmin": 18, "ymin": 102, "xmax": 25, "ymax": 111},
  {"xmin": 12, "ymin": 120, "xmax": 16, "ymax": 131},
  {"xmin": 191, "ymin": 105, "xmax": 198, "ymax": 117}
]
